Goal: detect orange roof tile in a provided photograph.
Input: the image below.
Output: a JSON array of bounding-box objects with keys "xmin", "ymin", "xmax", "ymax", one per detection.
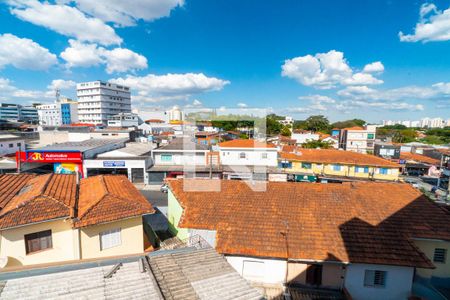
[
  {"xmin": 343, "ymin": 126, "xmax": 365, "ymax": 131},
  {"xmin": 280, "ymin": 149, "xmax": 400, "ymax": 168},
  {"xmin": 0, "ymin": 174, "xmax": 36, "ymax": 209},
  {"xmin": 219, "ymin": 139, "xmax": 276, "ymax": 148},
  {"xmin": 74, "ymin": 175, "xmax": 154, "ymax": 227},
  {"xmin": 400, "ymin": 152, "xmax": 440, "ymax": 165},
  {"xmin": 168, "ymin": 179, "xmax": 449, "ymax": 268}
]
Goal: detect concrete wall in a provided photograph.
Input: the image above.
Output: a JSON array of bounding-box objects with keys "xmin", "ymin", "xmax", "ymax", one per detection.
[
  {"xmin": 226, "ymin": 256, "xmax": 287, "ymax": 284},
  {"xmin": 80, "ymin": 217, "xmax": 144, "ymax": 259},
  {"xmin": 153, "ymin": 151, "xmax": 207, "ymax": 166},
  {"xmin": 167, "ymin": 190, "xmax": 189, "ymax": 240},
  {"xmin": 344, "ymin": 263, "xmax": 414, "ymax": 300},
  {"xmin": 414, "ymin": 239, "xmax": 450, "ymax": 280},
  {"xmin": 0, "ymin": 139, "xmax": 24, "ymax": 156},
  {"xmin": 287, "ymin": 262, "xmax": 344, "ymax": 289},
  {"xmin": 219, "ymin": 149, "xmax": 278, "ymax": 166},
  {"xmin": 292, "ymin": 133, "xmax": 319, "ymax": 144},
  {"xmin": 0, "ymin": 219, "xmax": 78, "ymax": 267}
]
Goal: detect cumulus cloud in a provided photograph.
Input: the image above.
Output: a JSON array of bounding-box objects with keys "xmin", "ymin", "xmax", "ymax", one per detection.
[
  {"xmin": 337, "ymin": 84, "xmax": 441, "ymax": 101},
  {"xmin": 281, "ymin": 50, "xmax": 383, "ymax": 89},
  {"xmin": 399, "ymin": 3, "xmax": 450, "ymax": 42},
  {"xmin": 237, "ymin": 102, "xmax": 248, "ymax": 108},
  {"xmin": 341, "ymin": 99, "xmax": 424, "ymax": 112},
  {"xmin": 110, "ymin": 73, "xmax": 230, "ymax": 102},
  {"xmin": 294, "ymin": 94, "xmax": 337, "ymax": 113},
  {"xmin": 60, "ymin": 40, "xmax": 147, "ymax": 73},
  {"xmin": 9, "ymin": 0, "xmax": 121, "ymax": 45},
  {"xmin": 0, "ymin": 77, "xmax": 53, "ymax": 102},
  {"xmin": 0, "ymin": 33, "xmax": 57, "ymax": 70},
  {"xmin": 64, "ymin": 0, "xmax": 184, "ymax": 27},
  {"xmin": 47, "ymin": 79, "xmax": 76, "ymax": 91},
  {"xmin": 362, "ymin": 61, "xmax": 384, "ymax": 73}
]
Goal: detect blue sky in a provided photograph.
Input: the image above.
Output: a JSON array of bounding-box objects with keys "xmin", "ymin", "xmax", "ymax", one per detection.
[{"xmin": 1, "ymin": 0, "xmax": 450, "ymax": 122}]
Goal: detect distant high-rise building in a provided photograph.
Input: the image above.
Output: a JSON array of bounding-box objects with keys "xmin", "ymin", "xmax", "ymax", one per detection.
[
  {"xmin": 77, "ymin": 81, "xmax": 131, "ymax": 125},
  {"xmin": 0, "ymin": 103, "xmax": 38, "ymax": 123},
  {"xmin": 167, "ymin": 105, "xmax": 184, "ymax": 123},
  {"xmin": 37, "ymin": 98, "xmax": 79, "ymax": 126}
]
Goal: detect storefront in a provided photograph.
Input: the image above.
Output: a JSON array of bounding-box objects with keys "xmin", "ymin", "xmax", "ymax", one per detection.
[
  {"xmin": 83, "ymin": 158, "xmax": 149, "ymax": 183},
  {"xmin": 16, "ymin": 150, "xmax": 83, "ymax": 176}
]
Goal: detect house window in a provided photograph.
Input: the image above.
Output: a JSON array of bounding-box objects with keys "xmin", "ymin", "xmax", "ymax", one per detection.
[
  {"xmin": 301, "ymin": 162, "xmax": 312, "ymax": 169},
  {"xmin": 261, "ymin": 153, "xmax": 268, "ymax": 159},
  {"xmin": 364, "ymin": 270, "xmax": 386, "ymax": 287},
  {"xmin": 239, "ymin": 152, "xmax": 246, "ymax": 159},
  {"xmin": 161, "ymin": 154, "xmax": 172, "ymax": 162},
  {"xmin": 367, "ymin": 133, "xmax": 375, "ymax": 139},
  {"xmin": 433, "ymin": 248, "xmax": 447, "ymax": 263},
  {"xmin": 332, "ymin": 164, "xmax": 342, "ymax": 171},
  {"xmin": 8, "ymin": 144, "xmax": 13, "ymax": 148},
  {"xmin": 378, "ymin": 168, "xmax": 389, "ymax": 175},
  {"xmin": 355, "ymin": 166, "xmax": 369, "ymax": 173},
  {"xmin": 25, "ymin": 230, "xmax": 52, "ymax": 254},
  {"xmin": 100, "ymin": 228, "xmax": 121, "ymax": 250}
]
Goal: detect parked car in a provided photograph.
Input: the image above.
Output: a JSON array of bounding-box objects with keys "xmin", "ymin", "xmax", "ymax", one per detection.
[{"xmin": 160, "ymin": 183, "xmax": 169, "ymax": 193}]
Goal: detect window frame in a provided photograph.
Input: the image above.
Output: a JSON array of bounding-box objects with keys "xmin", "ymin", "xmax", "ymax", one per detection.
[
  {"xmin": 239, "ymin": 152, "xmax": 247, "ymax": 159},
  {"xmin": 364, "ymin": 270, "xmax": 386, "ymax": 288},
  {"xmin": 24, "ymin": 230, "xmax": 53, "ymax": 254},
  {"xmin": 332, "ymin": 164, "xmax": 342, "ymax": 171},
  {"xmin": 161, "ymin": 154, "xmax": 173, "ymax": 162},
  {"xmin": 261, "ymin": 152, "xmax": 268, "ymax": 159},
  {"xmin": 433, "ymin": 248, "xmax": 447, "ymax": 263},
  {"xmin": 100, "ymin": 228, "xmax": 122, "ymax": 250},
  {"xmin": 301, "ymin": 162, "xmax": 312, "ymax": 169}
]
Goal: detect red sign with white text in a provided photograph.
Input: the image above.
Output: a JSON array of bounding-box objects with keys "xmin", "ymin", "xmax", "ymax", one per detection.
[{"xmin": 16, "ymin": 151, "xmax": 82, "ymax": 163}]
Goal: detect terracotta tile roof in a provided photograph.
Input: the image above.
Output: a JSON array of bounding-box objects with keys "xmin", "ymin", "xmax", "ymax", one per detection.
[
  {"xmin": 0, "ymin": 174, "xmax": 36, "ymax": 209},
  {"xmin": 280, "ymin": 149, "xmax": 400, "ymax": 168},
  {"xmin": 219, "ymin": 139, "xmax": 276, "ymax": 148},
  {"xmin": 0, "ymin": 174, "xmax": 77, "ymax": 229},
  {"xmin": 0, "ymin": 174, "xmax": 154, "ymax": 229},
  {"xmin": 400, "ymin": 152, "xmax": 440, "ymax": 165},
  {"xmin": 74, "ymin": 175, "xmax": 154, "ymax": 227},
  {"xmin": 168, "ymin": 179, "xmax": 450, "ymax": 268}
]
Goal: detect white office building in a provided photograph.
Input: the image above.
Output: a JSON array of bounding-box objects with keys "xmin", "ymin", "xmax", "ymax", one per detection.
[
  {"xmin": 77, "ymin": 81, "xmax": 131, "ymax": 125},
  {"xmin": 37, "ymin": 98, "xmax": 78, "ymax": 126},
  {"xmin": 107, "ymin": 112, "xmax": 139, "ymax": 128}
]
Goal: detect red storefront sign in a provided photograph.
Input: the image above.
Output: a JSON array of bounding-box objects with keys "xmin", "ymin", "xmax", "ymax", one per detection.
[{"xmin": 16, "ymin": 151, "xmax": 83, "ymax": 163}]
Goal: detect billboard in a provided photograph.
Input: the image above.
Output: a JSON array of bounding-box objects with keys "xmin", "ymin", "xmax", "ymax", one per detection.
[
  {"xmin": 103, "ymin": 161, "xmax": 126, "ymax": 167},
  {"xmin": 54, "ymin": 163, "xmax": 80, "ymax": 174},
  {"xmin": 17, "ymin": 151, "xmax": 82, "ymax": 163}
]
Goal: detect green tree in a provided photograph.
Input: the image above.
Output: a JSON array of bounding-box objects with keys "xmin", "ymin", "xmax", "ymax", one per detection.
[
  {"xmin": 392, "ymin": 129, "xmax": 417, "ymax": 143},
  {"xmin": 301, "ymin": 140, "xmax": 333, "ymax": 149},
  {"xmin": 280, "ymin": 126, "xmax": 291, "ymax": 137},
  {"xmin": 266, "ymin": 116, "xmax": 283, "ymax": 135},
  {"xmin": 293, "ymin": 120, "xmax": 307, "ymax": 130},
  {"xmin": 331, "ymin": 119, "xmax": 366, "ymax": 129},
  {"xmin": 304, "ymin": 115, "xmax": 330, "ymax": 132}
]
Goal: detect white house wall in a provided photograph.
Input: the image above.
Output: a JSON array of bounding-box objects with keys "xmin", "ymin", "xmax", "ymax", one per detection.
[
  {"xmin": 219, "ymin": 149, "xmax": 278, "ymax": 166},
  {"xmin": 344, "ymin": 263, "xmax": 414, "ymax": 300},
  {"xmin": 225, "ymin": 256, "xmax": 287, "ymax": 284},
  {"xmin": 153, "ymin": 152, "xmax": 207, "ymax": 166}
]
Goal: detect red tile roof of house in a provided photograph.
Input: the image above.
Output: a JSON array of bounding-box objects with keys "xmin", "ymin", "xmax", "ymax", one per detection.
[
  {"xmin": 219, "ymin": 139, "xmax": 276, "ymax": 148},
  {"xmin": 74, "ymin": 175, "xmax": 154, "ymax": 228},
  {"xmin": 343, "ymin": 126, "xmax": 365, "ymax": 131},
  {"xmin": 400, "ymin": 152, "xmax": 440, "ymax": 165},
  {"xmin": 145, "ymin": 119, "xmax": 165, "ymax": 123},
  {"xmin": 0, "ymin": 174, "xmax": 154, "ymax": 229},
  {"xmin": 280, "ymin": 149, "xmax": 400, "ymax": 168},
  {"xmin": 168, "ymin": 179, "xmax": 450, "ymax": 268}
]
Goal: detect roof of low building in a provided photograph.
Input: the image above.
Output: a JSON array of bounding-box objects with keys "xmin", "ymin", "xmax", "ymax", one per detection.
[
  {"xmin": 343, "ymin": 126, "xmax": 365, "ymax": 131},
  {"xmin": 400, "ymin": 152, "xmax": 440, "ymax": 165},
  {"xmin": 154, "ymin": 137, "xmax": 209, "ymax": 151},
  {"xmin": 0, "ymin": 134, "xmax": 23, "ymax": 141},
  {"xmin": 280, "ymin": 149, "xmax": 400, "ymax": 168},
  {"xmin": 218, "ymin": 139, "xmax": 276, "ymax": 149},
  {"xmin": 168, "ymin": 179, "xmax": 450, "ymax": 268},
  {"xmin": 0, "ymin": 248, "xmax": 262, "ymax": 300},
  {"xmin": 97, "ymin": 142, "xmax": 153, "ymax": 157},
  {"xmin": 34, "ymin": 138, "xmax": 128, "ymax": 152},
  {"xmin": 0, "ymin": 174, "xmax": 154, "ymax": 229},
  {"xmin": 75, "ymin": 175, "xmax": 154, "ymax": 228}
]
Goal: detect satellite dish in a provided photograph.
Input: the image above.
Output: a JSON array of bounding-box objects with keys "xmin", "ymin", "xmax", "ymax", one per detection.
[{"xmin": 0, "ymin": 256, "xmax": 9, "ymax": 268}]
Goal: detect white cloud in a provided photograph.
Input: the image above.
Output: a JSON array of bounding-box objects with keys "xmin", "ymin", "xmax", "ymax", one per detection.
[
  {"xmin": 0, "ymin": 77, "xmax": 52, "ymax": 102},
  {"xmin": 299, "ymin": 94, "xmax": 336, "ymax": 104},
  {"xmin": 111, "ymin": 73, "xmax": 230, "ymax": 102},
  {"xmin": 294, "ymin": 94, "xmax": 337, "ymax": 113},
  {"xmin": 47, "ymin": 79, "xmax": 76, "ymax": 91},
  {"xmin": 60, "ymin": 40, "xmax": 148, "ymax": 73},
  {"xmin": 281, "ymin": 50, "xmax": 383, "ymax": 89},
  {"xmin": 192, "ymin": 99, "xmax": 202, "ymax": 106},
  {"xmin": 65, "ymin": 0, "xmax": 184, "ymax": 27},
  {"xmin": 237, "ymin": 102, "xmax": 248, "ymax": 108},
  {"xmin": 337, "ymin": 85, "xmax": 440, "ymax": 101},
  {"xmin": 104, "ymin": 48, "xmax": 148, "ymax": 73},
  {"xmin": 0, "ymin": 33, "xmax": 57, "ymax": 70},
  {"xmin": 399, "ymin": 3, "xmax": 450, "ymax": 42},
  {"xmin": 341, "ymin": 99, "xmax": 425, "ymax": 112},
  {"xmin": 9, "ymin": 0, "xmax": 121, "ymax": 45},
  {"xmin": 362, "ymin": 61, "xmax": 384, "ymax": 73}
]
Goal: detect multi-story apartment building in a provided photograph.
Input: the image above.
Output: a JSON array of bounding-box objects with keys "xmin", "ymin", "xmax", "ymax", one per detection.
[
  {"xmin": 77, "ymin": 81, "xmax": 131, "ymax": 125},
  {"xmin": 338, "ymin": 125, "xmax": 377, "ymax": 154},
  {"xmin": 0, "ymin": 103, "xmax": 38, "ymax": 123},
  {"xmin": 37, "ymin": 98, "xmax": 78, "ymax": 126}
]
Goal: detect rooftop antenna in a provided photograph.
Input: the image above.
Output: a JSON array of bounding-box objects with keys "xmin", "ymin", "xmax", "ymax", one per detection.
[{"xmin": 55, "ymin": 88, "xmax": 60, "ymax": 103}]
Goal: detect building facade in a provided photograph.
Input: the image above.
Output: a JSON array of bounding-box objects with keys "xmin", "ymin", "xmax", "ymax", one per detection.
[
  {"xmin": 0, "ymin": 135, "xmax": 24, "ymax": 156},
  {"xmin": 0, "ymin": 103, "xmax": 38, "ymax": 123},
  {"xmin": 107, "ymin": 112, "xmax": 139, "ymax": 128},
  {"xmin": 77, "ymin": 81, "xmax": 131, "ymax": 125},
  {"xmin": 338, "ymin": 125, "xmax": 377, "ymax": 154},
  {"xmin": 37, "ymin": 98, "xmax": 78, "ymax": 126}
]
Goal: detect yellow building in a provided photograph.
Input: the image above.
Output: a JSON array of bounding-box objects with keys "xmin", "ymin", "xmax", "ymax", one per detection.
[
  {"xmin": 0, "ymin": 173, "xmax": 154, "ymax": 268},
  {"xmin": 279, "ymin": 148, "xmax": 400, "ymax": 181}
]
